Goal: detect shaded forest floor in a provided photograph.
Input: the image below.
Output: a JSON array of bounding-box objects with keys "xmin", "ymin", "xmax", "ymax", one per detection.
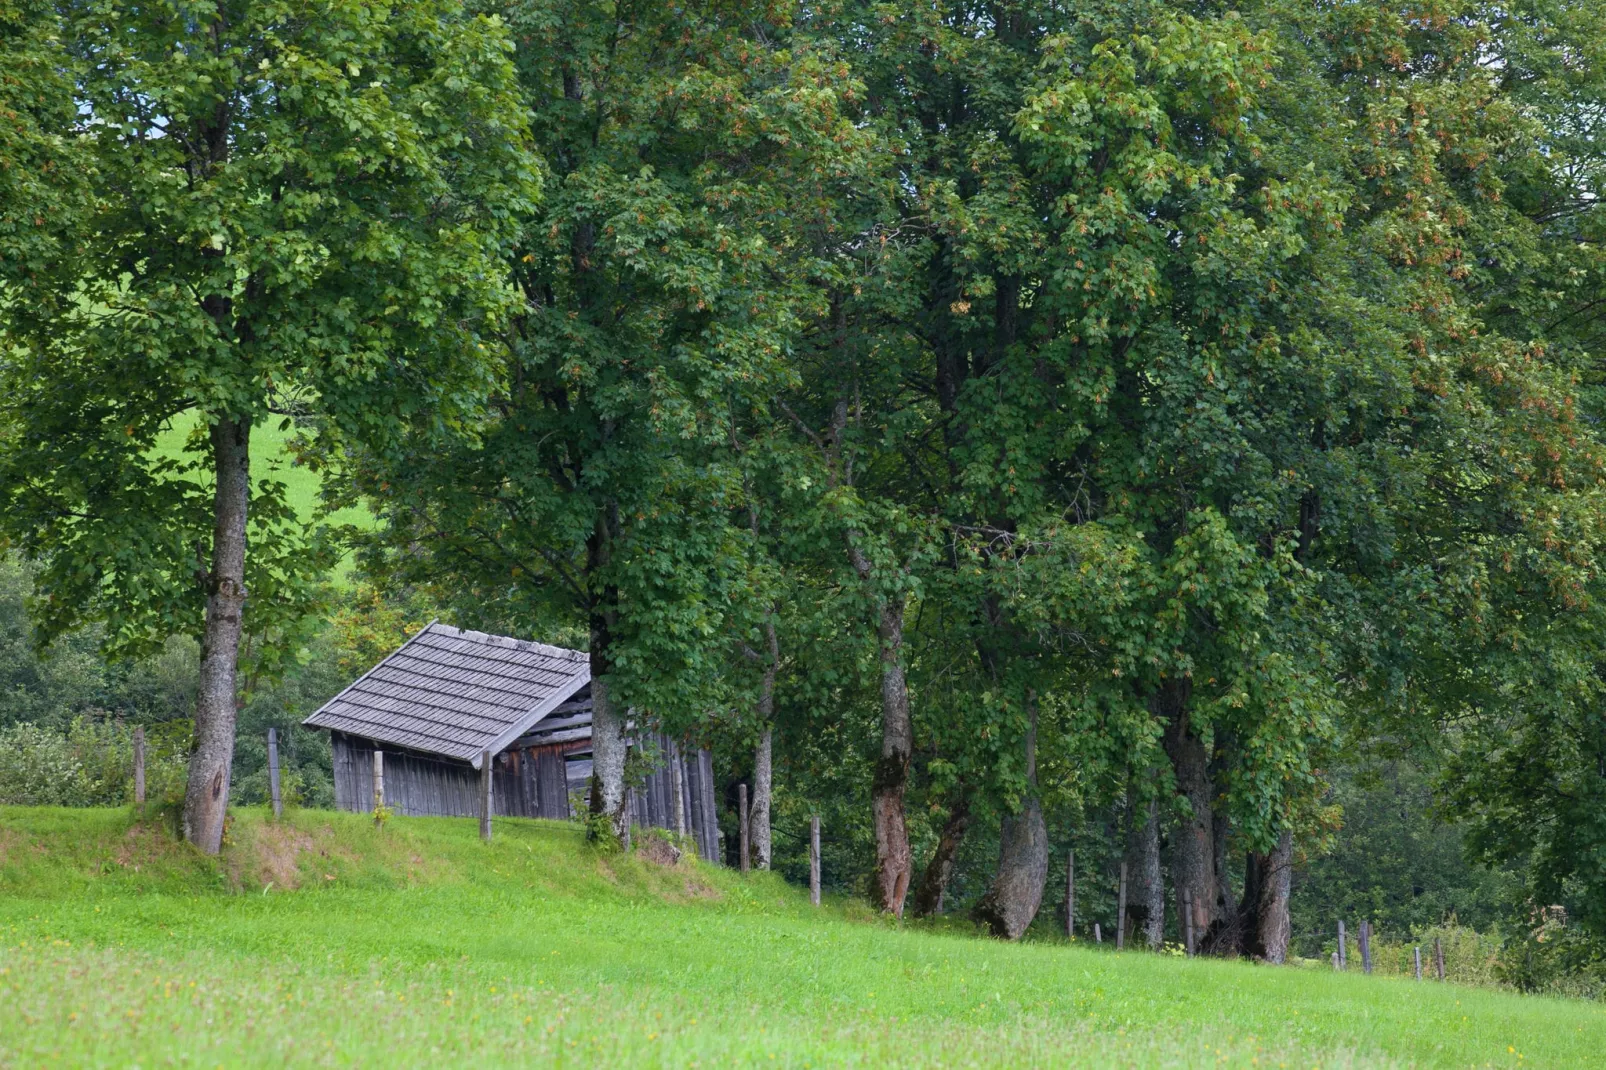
[{"xmin": 0, "ymin": 808, "xmax": 1600, "ymax": 1067}]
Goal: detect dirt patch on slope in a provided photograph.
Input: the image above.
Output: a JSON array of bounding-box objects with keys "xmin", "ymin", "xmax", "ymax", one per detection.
[
  {"xmin": 635, "ymin": 832, "xmax": 683, "ymax": 868},
  {"xmin": 248, "ymin": 822, "xmax": 317, "ymax": 890},
  {"xmin": 114, "ymin": 823, "xmax": 171, "ymax": 872}
]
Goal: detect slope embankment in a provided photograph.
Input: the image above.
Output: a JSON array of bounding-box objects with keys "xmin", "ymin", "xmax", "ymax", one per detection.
[{"xmin": 2, "ymin": 806, "xmax": 1602, "ymax": 1068}]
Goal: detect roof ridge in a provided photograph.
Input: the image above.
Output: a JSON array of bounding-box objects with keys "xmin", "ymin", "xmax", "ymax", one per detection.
[{"xmin": 422, "ymin": 622, "xmax": 589, "ymax": 663}]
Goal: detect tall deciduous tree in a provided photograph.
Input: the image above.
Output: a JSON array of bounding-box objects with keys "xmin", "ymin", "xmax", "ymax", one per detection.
[
  {"xmin": 1396, "ymin": 0, "xmax": 1606, "ymax": 941},
  {"xmin": 0, "ymin": 0, "xmax": 537, "ymax": 852},
  {"xmin": 773, "ymin": 0, "xmax": 1606, "ymax": 948},
  {"xmin": 343, "ymin": 0, "xmax": 878, "ymax": 842}
]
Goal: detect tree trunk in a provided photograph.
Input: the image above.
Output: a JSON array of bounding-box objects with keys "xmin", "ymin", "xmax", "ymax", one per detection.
[
  {"xmin": 911, "ymin": 789, "xmax": 971, "ymax": 917},
  {"xmin": 974, "ymin": 695, "xmax": 1048, "ymax": 940},
  {"xmin": 1210, "ymin": 736, "xmax": 1238, "ymax": 950},
  {"xmin": 1158, "ymin": 678, "xmax": 1225, "ymax": 952},
  {"xmin": 751, "ymin": 726, "xmax": 772, "ymax": 869},
  {"xmin": 668, "ymin": 737, "xmax": 686, "ymax": 836},
  {"xmin": 587, "ymin": 674, "xmax": 628, "ymax": 841},
  {"xmin": 586, "ymin": 505, "xmax": 628, "ymax": 842},
  {"xmin": 869, "ymin": 596, "xmax": 914, "ymax": 916},
  {"xmin": 972, "ymin": 795, "xmax": 1047, "ymax": 940},
  {"xmin": 828, "ymin": 387, "xmax": 913, "ymax": 916},
  {"xmin": 1252, "ymin": 831, "xmax": 1294, "ymax": 963},
  {"xmin": 182, "ymin": 414, "xmax": 250, "ymax": 855},
  {"xmin": 1239, "ymin": 847, "xmax": 1263, "ymax": 958},
  {"xmin": 750, "ymin": 614, "xmax": 778, "ymax": 869},
  {"xmin": 1211, "ymin": 795, "xmax": 1240, "ymax": 953},
  {"xmin": 1127, "ymin": 797, "xmax": 1165, "ymax": 949}
]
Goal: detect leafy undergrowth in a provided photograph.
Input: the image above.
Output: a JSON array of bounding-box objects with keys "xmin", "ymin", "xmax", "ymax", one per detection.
[{"xmin": 2, "ymin": 807, "xmax": 1603, "ymax": 1067}]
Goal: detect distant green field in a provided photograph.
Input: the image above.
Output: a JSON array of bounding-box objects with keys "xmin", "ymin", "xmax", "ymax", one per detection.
[
  {"xmin": 153, "ymin": 412, "xmax": 375, "ymax": 582},
  {"xmin": 1, "ymin": 807, "xmax": 1600, "ymax": 1067},
  {"xmin": 152, "ymin": 411, "xmax": 373, "ymax": 528}
]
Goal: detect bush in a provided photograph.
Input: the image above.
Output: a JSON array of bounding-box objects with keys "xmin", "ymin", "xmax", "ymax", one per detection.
[
  {"xmin": 0, "ymin": 717, "xmax": 186, "ymax": 807},
  {"xmin": 0, "ymin": 718, "xmax": 127, "ymax": 805},
  {"xmin": 1498, "ymin": 907, "xmax": 1606, "ymax": 999},
  {"xmin": 1318, "ymin": 916, "xmax": 1606, "ymax": 999}
]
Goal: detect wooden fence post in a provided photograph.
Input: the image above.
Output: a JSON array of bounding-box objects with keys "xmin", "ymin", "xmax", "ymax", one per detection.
[
  {"xmin": 1093, "ymin": 922, "xmax": 1102, "ymax": 944},
  {"xmin": 479, "ymin": 749, "xmax": 492, "ymax": 842},
  {"xmin": 372, "ymin": 750, "xmax": 384, "ymax": 811},
  {"xmin": 1359, "ymin": 920, "xmax": 1372, "ymax": 975},
  {"xmin": 809, "ymin": 814, "xmax": 821, "ymax": 906},
  {"xmin": 1337, "ymin": 920, "xmax": 1347, "ymax": 970},
  {"xmin": 132, "ymin": 726, "xmax": 145, "ymax": 809},
  {"xmin": 1066, "ymin": 848, "xmax": 1075, "ymax": 939},
  {"xmin": 1434, "ymin": 937, "xmax": 1445, "ymax": 981},
  {"xmin": 1414, "ymin": 945, "xmax": 1423, "ymax": 981},
  {"xmin": 738, "ymin": 783, "xmax": 750, "ymax": 875},
  {"xmin": 622, "ymin": 787, "xmax": 632, "ymax": 853},
  {"xmin": 1116, "ymin": 861, "xmax": 1127, "ymax": 950},
  {"xmin": 267, "ymin": 727, "xmax": 282, "ymax": 819}
]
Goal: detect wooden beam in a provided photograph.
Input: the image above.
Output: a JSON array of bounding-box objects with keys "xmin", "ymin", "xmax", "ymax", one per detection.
[
  {"xmin": 738, "ymin": 783, "xmax": 750, "ymax": 875},
  {"xmin": 1065, "ymin": 848, "xmax": 1074, "ymax": 940},
  {"xmin": 1116, "ymin": 861, "xmax": 1127, "ymax": 951},
  {"xmin": 479, "ymin": 749, "xmax": 492, "ymax": 842},
  {"xmin": 132, "ymin": 726, "xmax": 145, "ymax": 809},
  {"xmin": 267, "ymin": 727, "xmax": 282, "ymax": 819},
  {"xmin": 810, "ymin": 814, "xmax": 821, "ymax": 906}
]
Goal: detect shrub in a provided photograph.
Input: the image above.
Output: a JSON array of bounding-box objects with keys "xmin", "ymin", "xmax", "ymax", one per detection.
[
  {"xmin": 0, "ymin": 717, "xmax": 186, "ymax": 807},
  {"xmin": 1498, "ymin": 907, "xmax": 1606, "ymax": 999},
  {"xmin": 0, "ymin": 718, "xmax": 127, "ymax": 805}
]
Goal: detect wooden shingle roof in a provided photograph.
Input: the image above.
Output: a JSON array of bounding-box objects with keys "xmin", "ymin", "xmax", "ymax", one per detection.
[{"xmin": 303, "ymin": 622, "xmax": 590, "ymax": 767}]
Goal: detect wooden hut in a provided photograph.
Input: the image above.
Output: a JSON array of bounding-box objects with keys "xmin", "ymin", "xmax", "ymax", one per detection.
[{"xmin": 302, "ymin": 622, "xmax": 721, "ymax": 861}]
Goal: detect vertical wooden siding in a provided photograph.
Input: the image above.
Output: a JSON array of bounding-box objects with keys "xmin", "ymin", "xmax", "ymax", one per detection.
[{"xmin": 328, "ymin": 730, "xmax": 721, "ymax": 863}]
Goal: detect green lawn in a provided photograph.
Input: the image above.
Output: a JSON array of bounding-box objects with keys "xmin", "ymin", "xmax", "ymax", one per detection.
[
  {"xmin": 153, "ymin": 411, "xmax": 375, "ymax": 583},
  {"xmin": 1, "ymin": 808, "xmax": 1599, "ymax": 1067}
]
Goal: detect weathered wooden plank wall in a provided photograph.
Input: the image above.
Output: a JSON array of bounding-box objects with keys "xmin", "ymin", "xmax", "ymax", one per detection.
[
  {"xmin": 329, "ymin": 729, "xmax": 721, "ymax": 864},
  {"xmin": 535, "ymin": 747, "xmax": 569, "ymax": 816},
  {"xmin": 681, "ymin": 745, "xmax": 721, "ymax": 863}
]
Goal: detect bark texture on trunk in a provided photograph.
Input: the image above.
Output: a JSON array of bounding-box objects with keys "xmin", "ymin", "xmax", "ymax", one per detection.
[
  {"xmin": 973, "ymin": 798, "xmax": 1048, "ymax": 939},
  {"xmin": 668, "ymin": 736, "xmax": 686, "ymax": 836},
  {"xmin": 1128, "ymin": 797, "xmax": 1165, "ymax": 949},
  {"xmin": 1210, "ymin": 737, "xmax": 1238, "ymax": 949},
  {"xmin": 585, "ymin": 505, "xmax": 629, "ymax": 842},
  {"xmin": 1239, "ymin": 847, "xmax": 1263, "ymax": 958},
  {"xmin": 973, "ymin": 696, "xmax": 1048, "ymax": 940},
  {"xmin": 911, "ymin": 790, "xmax": 971, "ymax": 917},
  {"xmin": 868, "ymin": 595, "xmax": 914, "ymax": 915},
  {"xmin": 587, "ymin": 674, "xmax": 628, "ymax": 840},
  {"xmin": 1252, "ymin": 831, "xmax": 1294, "ymax": 963},
  {"xmin": 750, "ymin": 614, "xmax": 778, "ymax": 869},
  {"xmin": 751, "ymin": 726, "xmax": 773, "ymax": 869},
  {"xmin": 183, "ymin": 414, "xmax": 251, "ymax": 855},
  {"xmin": 1158, "ymin": 678, "xmax": 1228, "ymax": 952}
]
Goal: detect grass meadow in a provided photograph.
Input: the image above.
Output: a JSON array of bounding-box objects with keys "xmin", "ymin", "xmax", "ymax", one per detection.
[{"xmin": 1, "ymin": 807, "xmax": 1601, "ymax": 1068}]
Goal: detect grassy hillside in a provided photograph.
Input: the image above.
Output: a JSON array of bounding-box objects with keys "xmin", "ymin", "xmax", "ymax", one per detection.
[{"xmin": 1, "ymin": 808, "xmax": 1601, "ymax": 1067}]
